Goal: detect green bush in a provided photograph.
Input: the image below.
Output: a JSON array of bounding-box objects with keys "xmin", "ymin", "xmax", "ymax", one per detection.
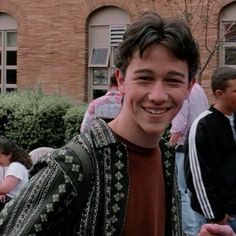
[
  {"xmin": 0, "ymin": 90, "xmax": 87, "ymax": 151},
  {"xmin": 63, "ymin": 104, "xmax": 87, "ymax": 143}
]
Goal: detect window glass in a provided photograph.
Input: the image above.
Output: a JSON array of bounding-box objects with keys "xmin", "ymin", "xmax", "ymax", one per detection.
[
  {"xmin": 93, "ymin": 69, "xmax": 108, "ymax": 85},
  {"xmin": 89, "ymin": 48, "xmax": 109, "ymax": 67},
  {"xmin": 225, "ymin": 47, "xmax": 236, "ymax": 65},
  {"xmin": 6, "ymin": 69, "xmax": 16, "ymax": 84},
  {"xmin": 7, "ymin": 32, "xmax": 17, "ymax": 47},
  {"xmin": 0, "ymin": 51, "xmax": 1, "ymax": 65},
  {"xmin": 224, "ymin": 23, "xmax": 236, "ymax": 42},
  {"xmin": 6, "ymin": 88, "xmax": 16, "ymax": 93},
  {"xmin": 7, "ymin": 51, "xmax": 17, "ymax": 65},
  {"xmin": 0, "ymin": 32, "xmax": 2, "ymax": 47}
]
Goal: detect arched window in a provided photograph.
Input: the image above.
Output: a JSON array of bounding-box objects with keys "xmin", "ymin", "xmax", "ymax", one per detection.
[
  {"xmin": 219, "ymin": 3, "xmax": 236, "ymax": 68},
  {"xmin": 87, "ymin": 7, "xmax": 130, "ymax": 101}
]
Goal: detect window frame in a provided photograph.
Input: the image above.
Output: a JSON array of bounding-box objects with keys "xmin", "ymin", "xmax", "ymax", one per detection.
[
  {"xmin": 219, "ymin": 20, "xmax": 236, "ymax": 68},
  {"xmin": 0, "ymin": 29, "xmax": 17, "ymax": 94}
]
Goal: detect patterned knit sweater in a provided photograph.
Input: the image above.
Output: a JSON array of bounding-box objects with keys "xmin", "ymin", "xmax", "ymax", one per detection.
[{"xmin": 0, "ymin": 118, "xmax": 181, "ymax": 236}]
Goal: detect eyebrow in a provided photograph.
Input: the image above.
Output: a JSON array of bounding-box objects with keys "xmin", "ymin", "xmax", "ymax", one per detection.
[
  {"xmin": 166, "ymin": 71, "xmax": 186, "ymax": 78},
  {"xmin": 134, "ymin": 69, "xmax": 186, "ymax": 78},
  {"xmin": 134, "ymin": 69, "xmax": 153, "ymax": 74}
]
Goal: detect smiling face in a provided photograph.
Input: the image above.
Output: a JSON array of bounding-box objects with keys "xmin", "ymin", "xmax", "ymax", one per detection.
[{"xmin": 111, "ymin": 44, "xmax": 193, "ymax": 147}]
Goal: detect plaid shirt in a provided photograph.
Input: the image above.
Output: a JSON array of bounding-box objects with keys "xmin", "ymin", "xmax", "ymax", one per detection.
[{"xmin": 80, "ymin": 90, "xmax": 122, "ymax": 133}]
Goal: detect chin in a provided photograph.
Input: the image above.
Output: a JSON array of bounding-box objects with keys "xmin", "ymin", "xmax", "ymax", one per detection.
[{"xmin": 144, "ymin": 126, "xmax": 166, "ymax": 135}]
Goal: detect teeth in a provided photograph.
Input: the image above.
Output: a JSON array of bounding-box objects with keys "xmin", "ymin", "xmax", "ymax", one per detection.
[{"xmin": 146, "ymin": 108, "xmax": 166, "ymax": 114}]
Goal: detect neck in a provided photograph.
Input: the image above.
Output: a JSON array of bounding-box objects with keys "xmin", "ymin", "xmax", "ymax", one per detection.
[
  {"xmin": 213, "ymin": 103, "xmax": 233, "ymax": 116},
  {"xmin": 108, "ymin": 115, "xmax": 161, "ymax": 149}
]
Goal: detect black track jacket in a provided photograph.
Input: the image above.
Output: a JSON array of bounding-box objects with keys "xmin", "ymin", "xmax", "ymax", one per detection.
[{"xmin": 185, "ymin": 106, "xmax": 236, "ymax": 222}]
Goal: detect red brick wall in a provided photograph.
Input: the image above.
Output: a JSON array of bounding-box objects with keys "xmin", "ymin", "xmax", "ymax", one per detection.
[{"xmin": 0, "ymin": 0, "xmax": 235, "ymax": 103}]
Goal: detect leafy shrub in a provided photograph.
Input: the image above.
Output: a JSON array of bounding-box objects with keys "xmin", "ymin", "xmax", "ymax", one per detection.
[
  {"xmin": 63, "ymin": 104, "xmax": 87, "ymax": 142},
  {"xmin": 0, "ymin": 90, "xmax": 87, "ymax": 151}
]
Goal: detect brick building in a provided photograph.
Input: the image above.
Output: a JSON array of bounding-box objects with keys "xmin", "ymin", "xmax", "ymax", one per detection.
[{"xmin": 0, "ymin": 0, "xmax": 235, "ymax": 103}]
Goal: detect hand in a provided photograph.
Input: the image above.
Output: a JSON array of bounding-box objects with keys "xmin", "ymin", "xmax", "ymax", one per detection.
[{"xmin": 198, "ymin": 223, "xmax": 235, "ymax": 236}]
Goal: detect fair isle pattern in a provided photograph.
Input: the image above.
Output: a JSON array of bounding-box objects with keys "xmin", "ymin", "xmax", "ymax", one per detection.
[
  {"xmin": 161, "ymin": 136, "xmax": 182, "ymax": 236},
  {"xmin": 101, "ymin": 144, "xmax": 128, "ymax": 236},
  {"xmin": 0, "ymin": 148, "xmax": 85, "ymax": 235},
  {"xmin": 110, "ymin": 145, "xmax": 128, "ymax": 235},
  {"xmin": 102, "ymin": 147, "xmax": 113, "ymax": 235},
  {"xmin": 0, "ymin": 155, "xmax": 61, "ymax": 235},
  {"xmin": 70, "ymin": 133, "xmax": 99, "ymax": 236},
  {"xmin": 90, "ymin": 119, "xmax": 129, "ymax": 236}
]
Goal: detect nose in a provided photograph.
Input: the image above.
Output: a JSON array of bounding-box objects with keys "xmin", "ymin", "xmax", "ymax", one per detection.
[{"xmin": 148, "ymin": 81, "xmax": 168, "ymax": 103}]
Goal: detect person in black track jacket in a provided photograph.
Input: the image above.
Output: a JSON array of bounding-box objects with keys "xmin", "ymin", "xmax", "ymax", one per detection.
[{"xmin": 185, "ymin": 66, "xmax": 236, "ymax": 229}]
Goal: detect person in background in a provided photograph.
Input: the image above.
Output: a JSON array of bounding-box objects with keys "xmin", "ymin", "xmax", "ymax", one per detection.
[
  {"xmin": 0, "ymin": 12, "xmax": 235, "ymax": 236},
  {"xmin": 0, "ymin": 139, "xmax": 32, "ymax": 211},
  {"xmin": 29, "ymin": 147, "xmax": 54, "ymax": 164},
  {"xmin": 185, "ymin": 66, "xmax": 236, "ymax": 232},
  {"xmin": 169, "ymin": 82, "xmax": 209, "ymax": 235},
  {"xmin": 80, "ymin": 73, "xmax": 122, "ymax": 133}
]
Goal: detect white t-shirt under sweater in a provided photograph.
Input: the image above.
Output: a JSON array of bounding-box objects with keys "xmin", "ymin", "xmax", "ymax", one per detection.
[
  {"xmin": 225, "ymin": 114, "xmax": 236, "ymax": 142},
  {"xmin": 5, "ymin": 162, "xmax": 29, "ymax": 198}
]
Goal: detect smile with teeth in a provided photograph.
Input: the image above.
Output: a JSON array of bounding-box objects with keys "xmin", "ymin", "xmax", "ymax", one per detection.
[{"xmin": 145, "ymin": 107, "xmax": 168, "ymax": 114}]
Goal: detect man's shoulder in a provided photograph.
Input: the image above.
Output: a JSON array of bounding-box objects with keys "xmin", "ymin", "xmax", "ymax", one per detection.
[{"xmin": 189, "ymin": 110, "xmax": 213, "ymax": 133}]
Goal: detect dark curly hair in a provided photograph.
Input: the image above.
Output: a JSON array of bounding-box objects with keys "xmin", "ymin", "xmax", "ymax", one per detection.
[
  {"xmin": 0, "ymin": 139, "xmax": 32, "ymax": 169},
  {"xmin": 115, "ymin": 11, "xmax": 200, "ymax": 82}
]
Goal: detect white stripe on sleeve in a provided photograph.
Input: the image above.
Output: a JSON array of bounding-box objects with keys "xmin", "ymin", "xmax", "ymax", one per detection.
[{"xmin": 188, "ymin": 110, "xmax": 215, "ymax": 219}]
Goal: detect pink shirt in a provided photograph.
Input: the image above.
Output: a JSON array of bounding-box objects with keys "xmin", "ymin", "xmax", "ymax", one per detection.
[
  {"xmin": 80, "ymin": 90, "xmax": 122, "ymax": 133},
  {"xmin": 170, "ymin": 83, "xmax": 209, "ymax": 145}
]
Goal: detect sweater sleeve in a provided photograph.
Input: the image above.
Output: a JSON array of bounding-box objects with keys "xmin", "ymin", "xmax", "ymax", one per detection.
[{"xmin": 0, "ymin": 146, "xmax": 90, "ymax": 235}]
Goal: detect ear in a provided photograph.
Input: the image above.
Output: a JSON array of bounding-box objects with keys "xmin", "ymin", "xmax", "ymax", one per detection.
[
  {"xmin": 214, "ymin": 89, "xmax": 224, "ymax": 98},
  {"xmin": 115, "ymin": 68, "xmax": 125, "ymax": 95}
]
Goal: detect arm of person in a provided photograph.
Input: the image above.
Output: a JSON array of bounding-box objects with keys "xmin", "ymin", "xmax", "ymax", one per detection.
[
  {"xmin": 80, "ymin": 102, "xmax": 95, "ymax": 133},
  {"xmin": 169, "ymin": 132, "xmax": 183, "ymax": 146},
  {"xmin": 185, "ymin": 119, "xmax": 225, "ymax": 222},
  {"xmin": 0, "ymin": 175, "xmax": 20, "ymax": 195},
  {"xmin": 169, "ymin": 99, "xmax": 189, "ymax": 146},
  {"xmin": 0, "ymin": 145, "xmax": 91, "ymax": 235},
  {"xmin": 198, "ymin": 223, "xmax": 236, "ymax": 236}
]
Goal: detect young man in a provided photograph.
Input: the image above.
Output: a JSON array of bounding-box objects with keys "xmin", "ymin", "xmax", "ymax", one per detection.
[
  {"xmin": 185, "ymin": 67, "xmax": 236, "ymax": 230},
  {"xmin": 80, "ymin": 73, "xmax": 122, "ymax": 133},
  {"xmin": 0, "ymin": 12, "xmax": 234, "ymax": 236},
  {"xmin": 169, "ymin": 82, "xmax": 209, "ymax": 235}
]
